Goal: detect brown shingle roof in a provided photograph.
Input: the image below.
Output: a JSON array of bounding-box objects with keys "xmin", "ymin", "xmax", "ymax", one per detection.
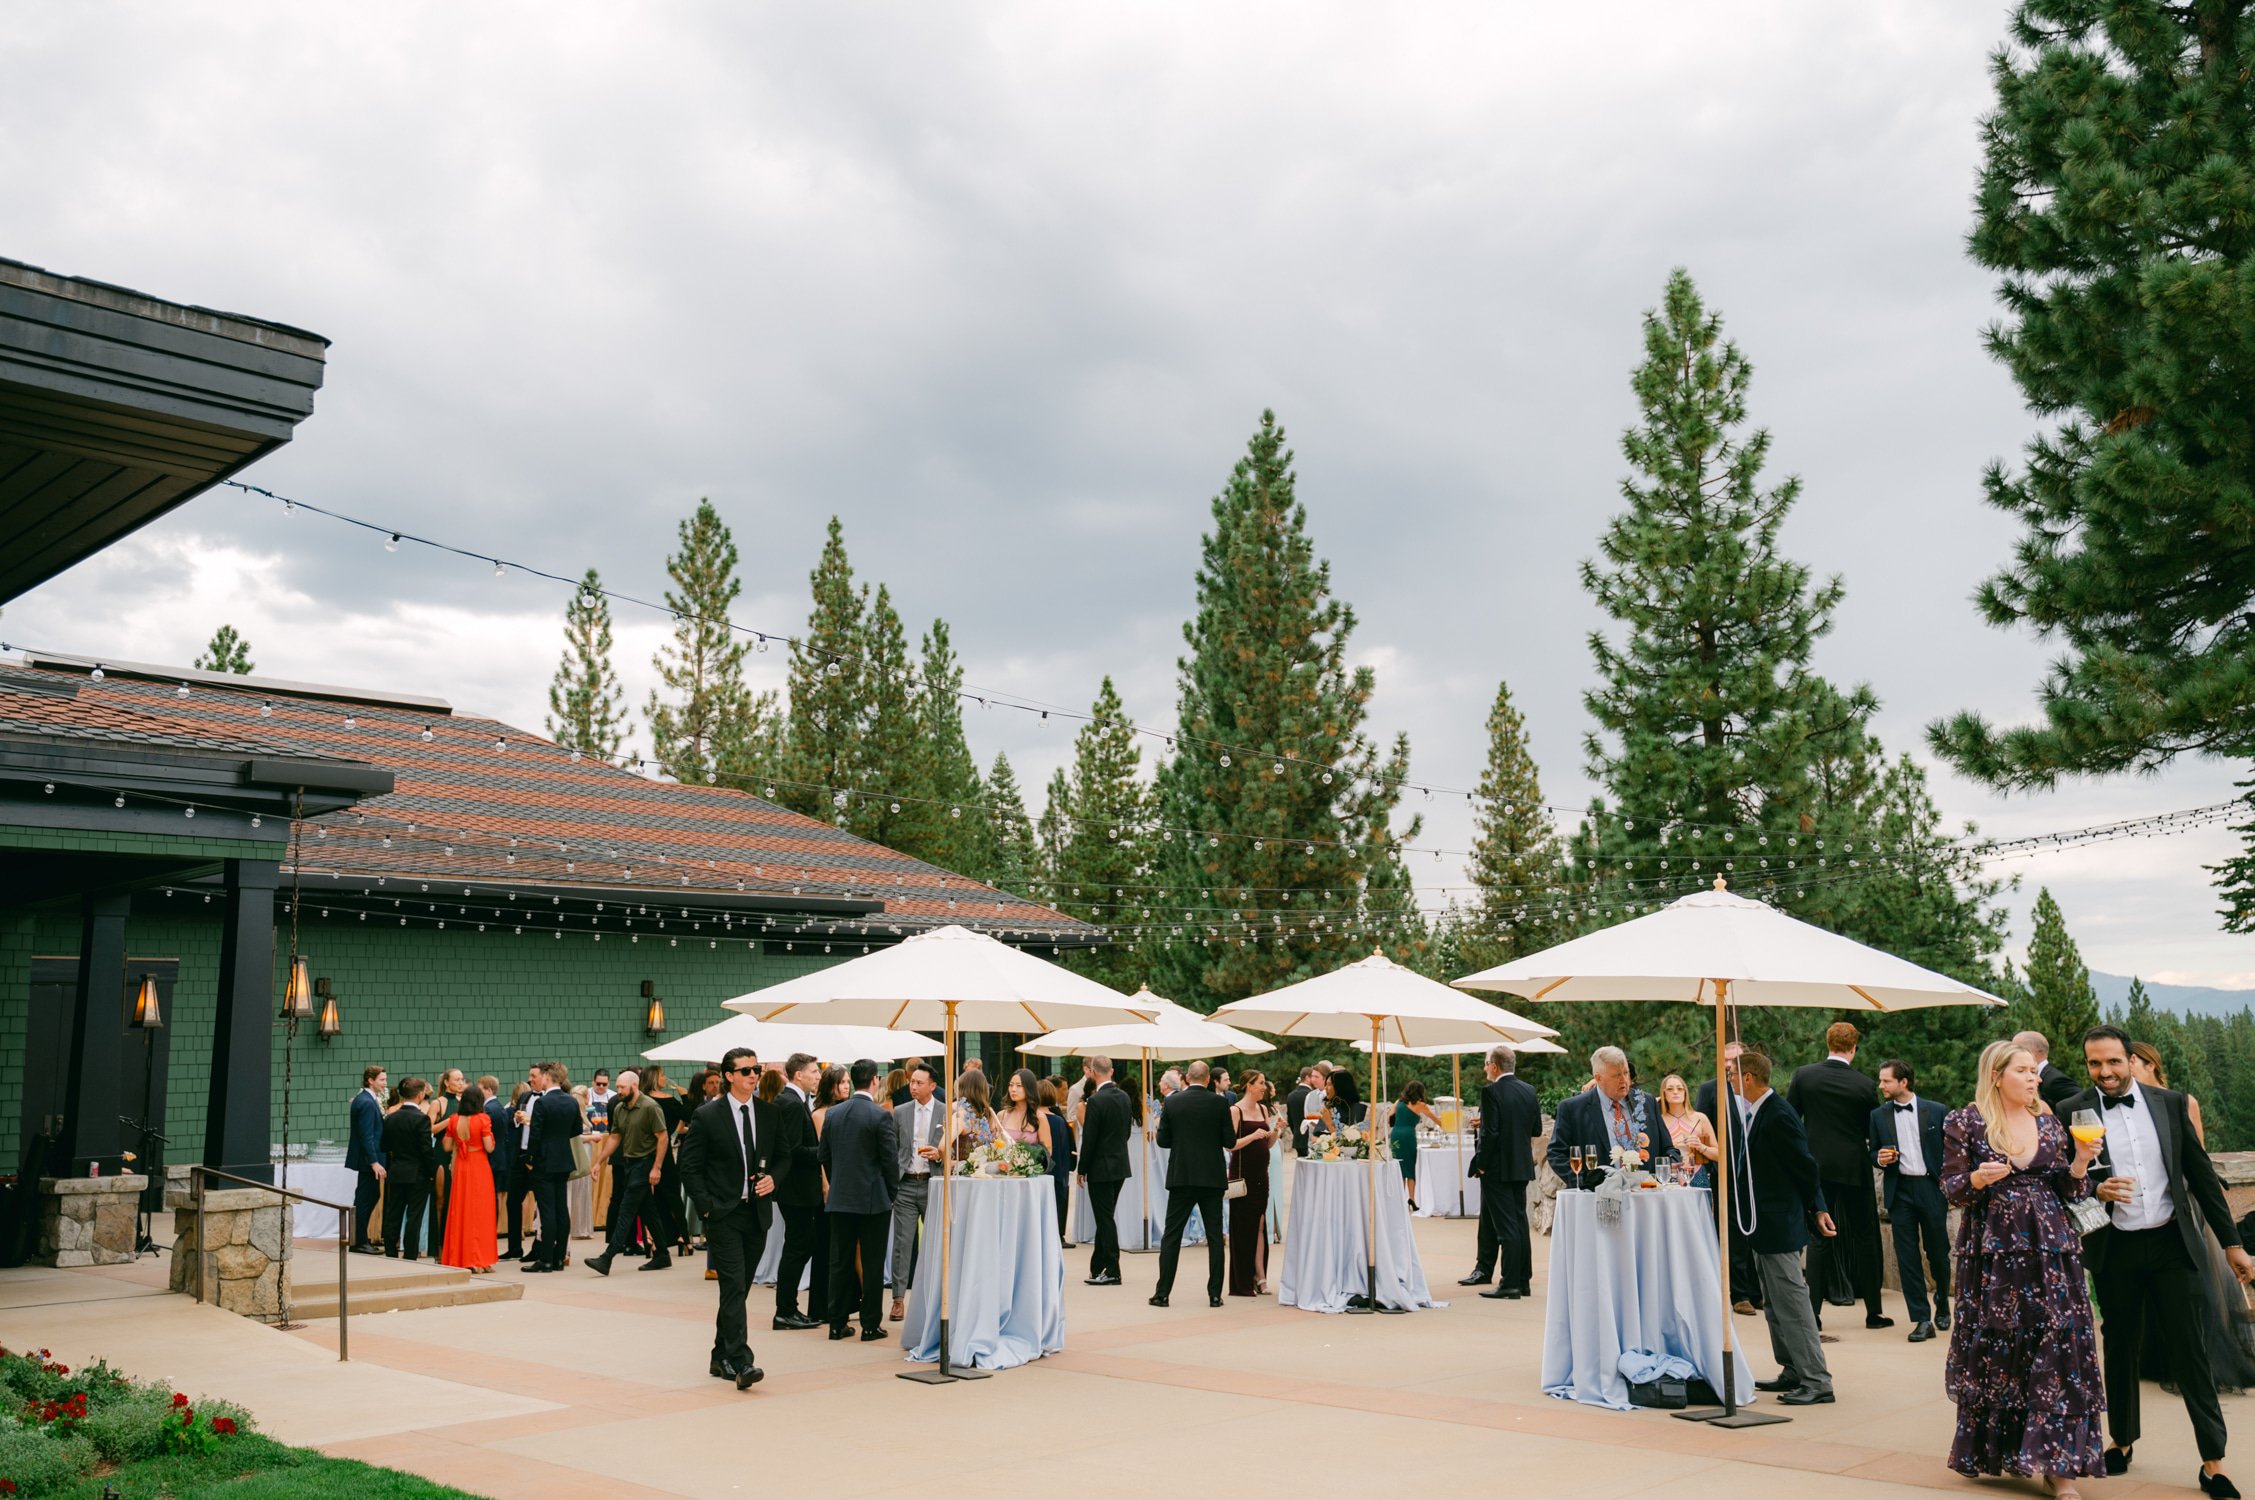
[{"xmin": 3, "ymin": 659, "xmax": 1086, "ymax": 938}]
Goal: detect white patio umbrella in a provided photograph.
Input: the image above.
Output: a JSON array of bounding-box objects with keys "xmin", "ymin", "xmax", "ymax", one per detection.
[
  {"xmin": 1214, "ymin": 951, "xmax": 1556, "ymax": 1313},
  {"xmin": 1019, "ymin": 986, "xmax": 1273, "ymax": 1250},
  {"xmin": 643, "ymin": 1013, "xmax": 942, "ymax": 1066},
  {"xmin": 1350, "ymin": 1034, "xmax": 1566, "ymax": 1215},
  {"xmin": 1454, "ymin": 879, "xmax": 2004, "ymax": 1425},
  {"xmin": 725, "ymin": 924, "xmax": 1157, "ymax": 1382}
]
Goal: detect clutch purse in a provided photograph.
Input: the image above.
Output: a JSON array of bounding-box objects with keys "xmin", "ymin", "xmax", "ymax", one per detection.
[
  {"xmin": 568, "ymin": 1135, "xmax": 596, "ymax": 1182},
  {"xmin": 2066, "ymin": 1195, "xmax": 2109, "ymax": 1239}
]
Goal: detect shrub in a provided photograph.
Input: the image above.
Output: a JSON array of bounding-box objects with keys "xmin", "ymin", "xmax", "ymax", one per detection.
[
  {"xmin": 77, "ymin": 1384, "xmax": 172, "ymax": 1464},
  {"xmin": 0, "ymin": 1351, "xmax": 76, "ymax": 1406},
  {"xmin": 0, "ymin": 1425, "xmax": 95, "ymax": 1497}
]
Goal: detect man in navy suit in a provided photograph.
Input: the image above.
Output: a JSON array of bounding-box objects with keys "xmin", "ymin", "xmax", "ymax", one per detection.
[
  {"xmin": 817, "ymin": 1058, "xmax": 899, "ymax": 1341},
  {"xmin": 343, "ymin": 1065, "xmax": 388, "ymax": 1255},
  {"xmin": 1464, "ymin": 1042, "xmax": 1542, "ymax": 1299},
  {"xmin": 1870, "ymin": 1058, "xmax": 1950, "ymax": 1343},
  {"xmin": 1738, "ymin": 1050, "xmax": 1836, "ymax": 1406}
]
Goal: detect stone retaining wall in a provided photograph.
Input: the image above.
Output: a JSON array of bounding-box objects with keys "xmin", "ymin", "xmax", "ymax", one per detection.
[
  {"xmin": 164, "ymin": 1173, "xmax": 293, "ymax": 1323},
  {"xmin": 34, "ymin": 1175, "xmax": 146, "ymax": 1266}
]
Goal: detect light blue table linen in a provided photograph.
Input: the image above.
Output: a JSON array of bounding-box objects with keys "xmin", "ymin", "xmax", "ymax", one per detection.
[
  {"xmin": 1277, "ymin": 1158, "xmax": 1439, "ymax": 1314},
  {"xmin": 901, "ymin": 1175, "xmax": 1066, "ymax": 1370}
]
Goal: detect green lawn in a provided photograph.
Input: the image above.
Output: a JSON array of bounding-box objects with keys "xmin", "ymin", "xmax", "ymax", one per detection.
[{"xmin": 49, "ymin": 1436, "xmax": 482, "ymax": 1499}]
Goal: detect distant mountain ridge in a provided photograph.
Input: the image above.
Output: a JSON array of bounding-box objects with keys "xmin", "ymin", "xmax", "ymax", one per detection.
[{"xmin": 2092, "ymin": 970, "xmax": 2255, "ymax": 1019}]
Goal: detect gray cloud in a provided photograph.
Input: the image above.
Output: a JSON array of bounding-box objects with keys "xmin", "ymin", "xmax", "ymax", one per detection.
[{"xmin": 8, "ymin": 1, "xmax": 2246, "ymax": 981}]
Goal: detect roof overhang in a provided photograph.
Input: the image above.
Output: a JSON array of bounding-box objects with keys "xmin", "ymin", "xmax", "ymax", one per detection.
[{"xmin": 0, "ymin": 257, "xmax": 328, "ymax": 604}]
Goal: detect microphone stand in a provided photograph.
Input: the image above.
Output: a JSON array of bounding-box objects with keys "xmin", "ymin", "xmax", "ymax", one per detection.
[{"xmin": 116, "ymin": 1115, "xmax": 171, "ymax": 1256}]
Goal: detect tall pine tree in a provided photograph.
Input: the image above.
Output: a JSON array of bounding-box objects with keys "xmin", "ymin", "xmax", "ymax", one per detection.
[
  {"xmin": 1931, "ymin": 3, "xmax": 2255, "ymax": 925},
  {"xmin": 646, "ymin": 501, "xmax": 752, "ymax": 785},
  {"xmin": 1455, "ymin": 677, "xmax": 1567, "ymax": 974},
  {"xmin": 847, "ymin": 586, "xmax": 921, "ymax": 846},
  {"xmin": 780, "ymin": 517, "xmax": 866, "ymax": 821},
  {"xmin": 194, "ymin": 625, "xmax": 254, "ymax": 675},
  {"xmin": 904, "ymin": 620, "xmax": 986, "ymax": 872},
  {"xmin": 1046, "ymin": 679, "xmax": 1156, "ymax": 992},
  {"xmin": 546, "ymin": 569, "xmax": 630, "ymax": 760},
  {"xmin": 1145, "ymin": 411, "xmax": 1419, "ymax": 1006},
  {"xmin": 2021, "ymin": 886, "xmax": 2101, "ymax": 1052},
  {"xmin": 981, "ymin": 752, "xmax": 1038, "ymax": 896}
]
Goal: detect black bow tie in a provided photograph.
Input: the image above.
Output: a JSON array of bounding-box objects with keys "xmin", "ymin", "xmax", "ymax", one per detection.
[
  {"xmin": 1893, "ymin": 1103, "xmax": 1914, "ymax": 1113},
  {"xmin": 2103, "ymin": 1092, "xmax": 2137, "ymax": 1109}
]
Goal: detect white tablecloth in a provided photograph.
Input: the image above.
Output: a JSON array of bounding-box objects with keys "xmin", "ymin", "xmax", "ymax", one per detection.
[
  {"xmin": 1542, "ymin": 1188, "xmax": 1755, "ymax": 1410},
  {"xmin": 1069, "ymin": 1129, "xmax": 1203, "ymax": 1250},
  {"xmin": 1410, "ymin": 1135, "xmax": 1481, "ymax": 1219},
  {"xmin": 902, "ymin": 1176, "xmax": 1065, "ymax": 1370},
  {"xmin": 1277, "ymin": 1159, "xmax": 1438, "ymax": 1314},
  {"xmin": 278, "ymin": 1162, "xmax": 359, "ymax": 1239},
  {"xmin": 752, "ymin": 1206, "xmax": 893, "ymax": 1290}
]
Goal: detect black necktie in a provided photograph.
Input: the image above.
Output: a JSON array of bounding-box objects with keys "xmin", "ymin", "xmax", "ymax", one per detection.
[
  {"xmin": 739, "ymin": 1103, "xmax": 756, "ymax": 1195},
  {"xmin": 2103, "ymin": 1093, "xmax": 2137, "ymax": 1110}
]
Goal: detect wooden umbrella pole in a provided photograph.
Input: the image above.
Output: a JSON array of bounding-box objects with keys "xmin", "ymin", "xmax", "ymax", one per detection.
[
  {"xmin": 1452, "ymin": 1052, "xmax": 1465, "ymax": 1220},
  {"xmin": 1140, "ymin": 1046, "xmax": 1152, "ymax": 1253},
  {"xmin": 900, "ymin": 999, "xmax": 987, "ymax": 1384},
  {"xmin": 1349, "ymin": 1016, "xmax": 1402, "ymax": 1314}
]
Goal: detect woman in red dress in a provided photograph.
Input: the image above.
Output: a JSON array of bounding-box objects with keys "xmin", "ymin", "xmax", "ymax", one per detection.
[{"xmin": 440, "ymin": 1082, "xmax": 499, "ymax": 1272}]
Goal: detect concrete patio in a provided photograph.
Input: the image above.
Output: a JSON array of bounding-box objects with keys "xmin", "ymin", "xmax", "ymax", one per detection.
[{"xmin": 0, "ymin": 1200, "xmax": 2233, "ymax": 1500}]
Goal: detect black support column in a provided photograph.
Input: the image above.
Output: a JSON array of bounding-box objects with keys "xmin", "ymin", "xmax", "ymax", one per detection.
[
  {"xmin": 204, "ymin": 859, "xmax": 280, "ymax": 1178},
  {"xmin": 57, "ymin": 892, "xmax": 130, "ymax": 1174}
]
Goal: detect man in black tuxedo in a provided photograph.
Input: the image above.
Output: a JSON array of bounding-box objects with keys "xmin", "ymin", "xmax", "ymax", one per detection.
[
  {"xmin": 1789, "ymin": 1021, "xmax": 1888, "ymax": 1330},
  {"xmin": 1869, "ymin": 1057, "xmax": 1950, "ymax": 1342},
  {"xmin": 1463, "ymin": 1042, "xmax": 1542, "ymax": 1299},
  {"xmin": 684, "ymin": 1046, "xmax": 781, "ymax": 1390},
  {"xmin": 1150, "ymin": 1059, "xmax": 1232, "ymax": 1309},
  {"xmin": 500, "ymin": 1063, "xmax": 544, "ymax": 1261},
  {"xmin": 770, "ymin": 1053, "xmax": 824, "ymax": 1332},
  {"xmin": 378, "ymin": 1077, "xmax": 437, "ymax": 1259},
  {"xmin": 1283, "ymin": 1067, "xmax": 1316, "ymax": 1159},
  {"xmin": 817, "ymin": 1058, "xmax": 899, "ymax": 1341},
  {"xmin": 2017, "ymin": 1029, "xmax": 2084, "ymax": 1115},
  {"xmin": 2071, "ymin": 1025, "xmax": 2255, "ymax": 1489},
  {"xmin": 523, "ymin": 1062, "xmax": 583, "ymax": 1272},
  {"xmin": 1078, "ymin": 1055, "xmax": 1133, "ymax": 1287},
  {"xmin": 1738, "ymin": 1050, "xmax": 1836, "ymax": 1405},
  {"xmin": 477, "ymin": 1073, "xmax": 516, "ymax": 1252},
  {"xmin": 1546, "ymin": 1046, "xmax": 1676, "ymax": 1185}
]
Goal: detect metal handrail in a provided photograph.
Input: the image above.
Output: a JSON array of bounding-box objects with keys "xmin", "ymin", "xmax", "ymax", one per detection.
[{"xmin": 186, "ymin": 1166, "xmax": 349, "ymax": 1361}]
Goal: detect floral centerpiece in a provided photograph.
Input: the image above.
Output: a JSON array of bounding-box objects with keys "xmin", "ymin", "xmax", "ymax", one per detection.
[
  {"xmin": 1307, "ymin": 1124, "xmax": 1391, "ymax": 1163},
  {"xmin": 957, "ymin": 1140, "xmax": 1048, "ymax": 1178},
  {"xmin": 1593, "ymin": 1143, "xmax": 1657, "ymax": 1226}
]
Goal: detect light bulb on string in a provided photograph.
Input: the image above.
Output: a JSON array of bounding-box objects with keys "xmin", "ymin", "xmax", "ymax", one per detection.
[{"xmin": 385, "ymin": 534, "xmax": 400, "ymax": 551}]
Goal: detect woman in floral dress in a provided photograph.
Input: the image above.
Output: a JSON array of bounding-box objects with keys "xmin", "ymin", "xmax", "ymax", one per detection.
[{"xmin": 1943, "ymin": 1038, "xmax": 2105, "ymax": 1497}]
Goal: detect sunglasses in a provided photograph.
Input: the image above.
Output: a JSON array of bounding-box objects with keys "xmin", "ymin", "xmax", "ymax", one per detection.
[{"xmin": 729, "ymin": 1065, "xmax": 759, "ymax": 1076}]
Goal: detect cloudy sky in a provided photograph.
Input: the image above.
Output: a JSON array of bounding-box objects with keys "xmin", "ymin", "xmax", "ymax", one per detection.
[{"xmin": 6, "ymin": 2, "xmax": 2246, "ymax": 985}]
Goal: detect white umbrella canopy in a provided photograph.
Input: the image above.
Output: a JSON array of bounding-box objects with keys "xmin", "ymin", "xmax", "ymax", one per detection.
[
  {"xmin": 1352, "ymin": 1035, "xmax": 1566, "ymax": 1057},
  {"xmin": 1213, "ymin": 950, "xmax": 1558, "ymax": 1046},
  {"xmin": 724, "ymin": 924, "xmax": 1158, "ymax": 1031},
  {"xmin": 1019, "ymin": 986, "xmax": 1274, "ymax": 1062},
  {"xmin": 643, "ymin": 1013, "xmax": 942, "ymax": 1065},
  {"xmin": 1452, "ymin": 885, "xmax": 2007, "ymax": 1010}
]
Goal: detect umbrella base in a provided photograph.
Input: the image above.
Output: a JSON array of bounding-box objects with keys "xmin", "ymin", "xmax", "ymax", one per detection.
[
  {"xmin": 1343, "ymin": 1296, "xmax": 1408, "ymax": 1315},
  {"xmin": 899, "ymin": 1366, "xmax": 995, "ymax": 1384},
  {"xmin": 1687, "ymin": 1409, "xmax": 1788, "ymax": 1429}
]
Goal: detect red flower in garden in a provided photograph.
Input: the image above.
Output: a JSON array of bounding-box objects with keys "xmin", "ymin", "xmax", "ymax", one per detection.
[
  {"xmin": 172, "ymin": 1391, "xmax": 189, "ymax": 1408},
  {"xmin": 1, "ymin": 1477, "xmax": 19, "ymax": 1494},
  {"xmin": 211, "ymin": 1417, "xmax": 237, "ymax": 1435}
]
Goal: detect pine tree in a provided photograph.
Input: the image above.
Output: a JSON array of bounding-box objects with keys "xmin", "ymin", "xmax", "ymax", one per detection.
[
  {"xmin": 982, "ymin": 752, "xmax": 1038, "ymax": 895},
  {"xmin": 1930, "ymin": 4, "xmax": 2255, "ymax": 924},
  {"xmin": 194, "ymin": 625, "xmax": 254, "ymax": 675},
  {"xmin": 846, "ymin": 586, "xmax": 921, "ymax": 846},
  {"xmin": 646, "ymin": 501, "xmax": 752, "ymax": 785},
  {"xmin": 1047, "ymin": 679, "xmax": 1156, "ymax": 992},
  {"xmin": 2124, "ymin": 976, "xmax": 2156, "ymax": 1036},
  {"xmin": 1456, "ymin": 677, "xmax": 1568, "ymax": 974},
  {"xmin": 545, "ymin": 570, "xmax": 631, "ymax": 760},
  {"xmin": 1145, "ymin": 411, "xmax": 1420, "ymax": 1007},
  {"xmin": 780, "ymin": 517, "xmax": 866, "ymax": 822},
  {"xmin": 903, "ymin": 620, "xmax": 985, "ymax": 872},
  {"xmin": 2021, "ymin": 887, "xmax": 2101, "ymax": 1052}
]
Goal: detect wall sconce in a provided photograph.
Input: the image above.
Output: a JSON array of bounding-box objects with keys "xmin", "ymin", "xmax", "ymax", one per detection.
[
  {"xmin": 316, "ymin": 977, "xmax": 341, "ymax": 1041},
  {"xmin": 130, "ymin": 972, "xmax": 163, "ymax": 1030},
  {"xmin": 642, "ymin": 978, "xmax": 665, "ymax": 1037},
  {"xmin": 281, "ymin": 955, "xmax": 314, "ymax": 1021}
]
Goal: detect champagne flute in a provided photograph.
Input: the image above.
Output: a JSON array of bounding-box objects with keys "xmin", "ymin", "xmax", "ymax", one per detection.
[
  {"xmin": 1568, "ymin": 1144, "xmax": 1585, "ymax": 1184},
  {"xmin": 2070, "ymin": 1108, "xmax": 2105, "ymax": 1149}
]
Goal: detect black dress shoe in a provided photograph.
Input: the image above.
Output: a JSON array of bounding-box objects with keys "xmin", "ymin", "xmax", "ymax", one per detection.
[
  {"xmin": 1907, "ymin": 1320, "xmax": 1935, "ymax": 1343},
  {"xmin": 2200, "ymin": 1470, "xmax": 2239, "ymax": 1499},
  {"xmin": 1479, "ymin": 1286, "xmax": 1517, "ymax": 1300},
  {"xmin": 638, "ymin": 1255, "xmax": 672, "ymax": 1271},
  {"xmin": 1148, "ymin": 1294, "xmax": 1169, "ymax": 1308},
  {"xmin": 2102, "ymin": 1448, "xmax": 2132, "ymax": 1477},
  {"xmin": 828, "ymin": 1326, "xmax": 853, "ymax": 1340},
  {"xmin": 587, "ymin": 1255, "xmax": 613, "ymax": 1277},
  {"xmin": 1934, "ymin": 1307, "xmax": 1951, "ymax": 1331},
  {"xmin": 1085, "ymin": 1273, "xmax": 1121, "ymax": 1286},
  {"xmin": 1778, "ymin": 1387, "xmax": 1834, "ymax": 1406},
  {"xmin": 861, "ymin": 1326, "xmax": 887, "ymax": 1342},
  {"xmin": 772, "ymin": 1314, "xmax": 821, "ymax": 1331},
  {"xmin": 1210, "ymin": 1294, "xmax": 1223, "ymax": 1308},
  {"xmin": 498, "ymin": 1249, "xmax": 522, "ymax": 1261},
  {"xmin": 1754, "ymin": 1374, "xmax": 1800, "ymax": 1392},
  {"xmin": 349, "ymin": 1243, "xmax": 383, "ymax": 1256},
  {"xmin": 735, "ymin": 1364, "xmax": 765, "ymax": 1391},
  {"xmin": 709, "ymin": 1357, "xmax": 737, "ymax": 1380},
  {"xmin": 1459, "ymin": 1273, "xmax": 1493, "ymax": 1287},
  {"xmin": 1865, "ymin": 1314, "xmax": 1895, "ymax": 1329}
]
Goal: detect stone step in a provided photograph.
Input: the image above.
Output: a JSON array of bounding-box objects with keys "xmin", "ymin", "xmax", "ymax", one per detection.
[{"xmin": 289, "ymin": 1269, "xmax": 521, "ymax": 1320}]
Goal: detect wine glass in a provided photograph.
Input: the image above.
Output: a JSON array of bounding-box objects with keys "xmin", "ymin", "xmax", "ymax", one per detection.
[
  {"xmin": 2070, "ymin": 1109, "xmax": 2105, "ymax": 1149},
  {"xmin": 1568, "ymin": 1144, "xmax": 1585, "ymax": 1183}
]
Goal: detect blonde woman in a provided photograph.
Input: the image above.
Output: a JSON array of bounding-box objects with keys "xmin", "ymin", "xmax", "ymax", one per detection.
[
  {"xmin": 1658, "ymin": 1073, "xmax": 1718, "ymax": 1186},
  {"xmin": 1941, "ymin": 1039, "xmax": 2103, "ymax": 1496}
]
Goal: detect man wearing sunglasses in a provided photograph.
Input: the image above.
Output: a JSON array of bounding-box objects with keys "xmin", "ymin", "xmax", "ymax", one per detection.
[{"xmin": 684, "ymin": 1047, "xmax": 787, "ymax": 1390}]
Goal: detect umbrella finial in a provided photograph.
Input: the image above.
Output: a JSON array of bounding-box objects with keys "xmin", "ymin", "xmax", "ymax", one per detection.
[{"xmin": 1712, "ymin": 874, "xmax": 1727, "ymax": 892}]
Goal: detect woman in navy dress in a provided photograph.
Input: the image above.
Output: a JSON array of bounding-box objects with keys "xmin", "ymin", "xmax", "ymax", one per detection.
[{"xmin": 1943, "ymin": 1038, "xmax": 2105, "ymax": 1497}]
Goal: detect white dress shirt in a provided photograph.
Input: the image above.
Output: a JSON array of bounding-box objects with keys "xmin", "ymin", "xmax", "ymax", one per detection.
[
  {"xmin": 737, "ymin": 1097, "xmax": 758, "ymax": 1201},
  {"xmin": 2105, "ymin": 1080, "xmax": 2176, "ymax": 1232},
  {"xmin": 908, "ymin": 1098, "xmax": 936, "ymax": 1175},
  {"xmin": 1891, "ymin": 1096, "xmax": 1929, "ymax": 1177},
  {"xmin": 520, "ymin": 1085, "xmax": 548, "ymax": 1149}
]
